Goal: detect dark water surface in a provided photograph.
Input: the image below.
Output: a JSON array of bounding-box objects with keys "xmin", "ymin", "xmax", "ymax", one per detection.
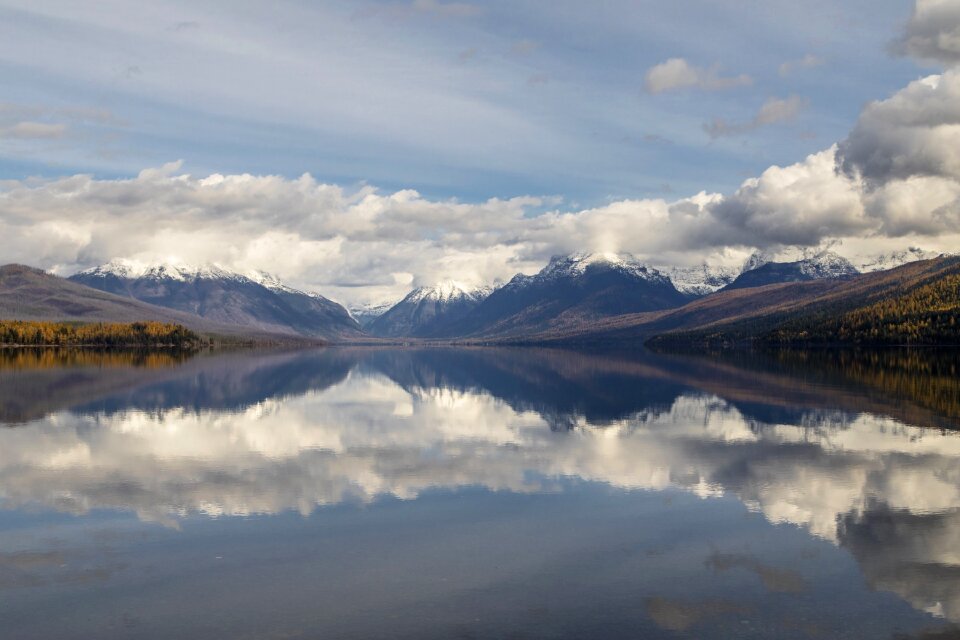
[{"xmin": 1, "ymin": 346, "xmax": 959, "ymax": 639}]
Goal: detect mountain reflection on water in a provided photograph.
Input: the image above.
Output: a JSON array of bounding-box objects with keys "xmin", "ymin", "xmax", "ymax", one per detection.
[{"xmin": 1, "ymin": 346, "xmax": 959, "ymax": 638}]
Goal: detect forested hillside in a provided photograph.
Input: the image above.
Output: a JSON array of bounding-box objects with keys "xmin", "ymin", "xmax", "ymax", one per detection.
[{"xmin": 764, "ymin": 272, "xmax": 960, "ymax": 345}]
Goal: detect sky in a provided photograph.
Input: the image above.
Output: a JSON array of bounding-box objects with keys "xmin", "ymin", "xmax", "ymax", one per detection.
[{"xmin": 0, "ymin": 0, "xmax": 959, "ymax": 306}]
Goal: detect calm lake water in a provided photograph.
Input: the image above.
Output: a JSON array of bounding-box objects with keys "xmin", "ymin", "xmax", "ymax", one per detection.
[{"xmin": 1, "ymin": 346, "xmax": 959, "ymax": 639}]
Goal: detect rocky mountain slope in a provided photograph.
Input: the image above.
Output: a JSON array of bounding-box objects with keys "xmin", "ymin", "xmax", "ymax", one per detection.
[
  {"xmin": 0, "ymin": 264, "xmax": 262, "ymax": 338},
  {"xmin": 70, "ymin": 260, "xmax": 362, "ymax": 340}
]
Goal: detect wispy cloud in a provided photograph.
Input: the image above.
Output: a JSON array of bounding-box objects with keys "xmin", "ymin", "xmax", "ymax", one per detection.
[
  {"xmin": 411, "ymin": 0, "xmax": 482, "ymax": 19},
  {"xmin": 0, "ymin": 122, "xmax": 68, "ymax": 140},
  {"xmin": 779, "ymin": 54, "xmax": 825, "ymax": 77},
  {"xmin": 704, "ymin": 95, "xmax": 808, "ymax": 138}
]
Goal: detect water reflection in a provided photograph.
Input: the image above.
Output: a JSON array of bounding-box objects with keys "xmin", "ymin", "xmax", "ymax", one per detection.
[{"xmin": 2, "ymin": 346, "xmax": 960, "ymax": 635}]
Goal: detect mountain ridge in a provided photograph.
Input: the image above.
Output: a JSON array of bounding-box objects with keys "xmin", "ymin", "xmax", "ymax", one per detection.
[{"xmin": 722, "ymin": 251, "xmax": 859, "ymax": 291}]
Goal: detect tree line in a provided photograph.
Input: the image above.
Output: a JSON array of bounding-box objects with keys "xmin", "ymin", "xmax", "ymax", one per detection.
[{"xmin": 0, "ymin": 320, "xmax": 201, "ymax": 347}]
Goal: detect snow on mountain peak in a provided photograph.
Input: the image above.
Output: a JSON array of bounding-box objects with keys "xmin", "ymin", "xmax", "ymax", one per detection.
[
  {"xmin": 246, "ymin": 269, "xmax": 309, "ymax": 295},
  {"xmin": 408, "ymin": 279, "xmax": 491, "ymax": 304},
  {"xmin": 741, "ymin": 251, "xmax": 772, "ymax": 274},
  {"xmin": 738, "ymin": 250, "xmax": 858, "ymax": 278},
  {"xmin": 79, "ymin": 258, "xmax": 246, "ymax": 283},
  {"xmin": 798, "ymin": 251, "xmax": 858, "ymax": 278},
  {"xmin": 853, "ymin": 247, "xmax": 941, "ymax": 273},
  {"xmin": 542, "ymin": 252, "xmax": 668, "ymax": 281},
  {"xmin": 663, "ymin": 264, "xmax": 738, "ymax": 296}
]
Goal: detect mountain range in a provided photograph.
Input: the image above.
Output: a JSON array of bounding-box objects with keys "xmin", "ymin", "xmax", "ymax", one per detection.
[
  {"xmin": 435, "ymin": 252, "xmax": 689, "ymax": 339},
  {"xmin": 517, "ymin": 255, "xmax": 960, "ymax": 347},
  {"xmin": 0, "ymin": 248, "xmax": 954, "ymax": 346}
]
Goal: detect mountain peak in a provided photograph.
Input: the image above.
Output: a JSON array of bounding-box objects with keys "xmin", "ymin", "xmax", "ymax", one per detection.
[
  {"xmin": 537, "ymin": 251, "xmax": 668, "ymax": 284},
  {"xmin": 408, "ymin": 279, "xmax": 491, "ymax": 303},
  {"xmin": 798, "ymin": 251, "xmax": 858, "ymax": 278},
  {"xmin": 368, "ymin": 279, "xmax": 493, "ymax": 337},
  {"xmin": 741, "ymin": 251, "xmax": 772, "ymax": 274}
]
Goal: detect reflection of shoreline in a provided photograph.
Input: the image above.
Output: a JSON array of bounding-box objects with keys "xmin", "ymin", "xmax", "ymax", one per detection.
[
  {"xmin": 0, "ymin": 347, "xmax": 194, "ymax": 370},
  {"xmin": 3, "ymin": 351, "xmax": 960, "ymax": 623},
  {"xmin": 3, "ymin": 346, "xmax": 958, "ymax": 432},
  {"xmin": 667, "ymin": 348, "xmax": 960, "ymax": 429},
  {"xmin": 0, "ymin": 348, "xmax": 352, "ymax": 425}
]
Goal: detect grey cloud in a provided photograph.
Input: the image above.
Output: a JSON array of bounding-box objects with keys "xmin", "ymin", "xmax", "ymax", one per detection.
[
  {"xmin": 893, "ymin": 0, "xmax": 960, "ymax": 65},
  {"xmin": 837, "ymin": 70, "xmax": 960, "ymax": 236},
  {"xmin": 704, "ymin": 95, "xmax": 808, "ymax": 138},
  {"xmin": 838, "ymin": 72, "xmax": 960, "ymax": 184}
]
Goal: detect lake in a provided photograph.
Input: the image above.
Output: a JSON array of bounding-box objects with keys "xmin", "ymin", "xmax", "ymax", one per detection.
[{"xmin": 1, "ymin": 346, "xmax": 959, "ymax": 639}]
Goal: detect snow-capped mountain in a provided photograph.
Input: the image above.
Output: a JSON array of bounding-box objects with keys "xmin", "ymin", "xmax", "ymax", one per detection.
[
  {"xmin": 440, "ymin": 252, "xmax": 689, "ymax": 339},
  {"xmin": 662, "ymin": 264, "xmax": 738, "ymax": 297},
  {"xmin": 405, "ymin": 280, "xmax": 494, "ymax": 304},
  {"xmin": 724, "ymin": 251, "xmax": 859, "ymax": 291},
  {"xmin": 797, "ymin": 251, "xmax": 860, "ymax": 279},
  {"xmin": 70, "ymin": 260, "xmax": 362, "ymax": 339},
  {"xmin": 77, "ymin": 259, "xmax": 248, "ymax": 284},
  {"xmin": 367, "ymin": 280, "xmax": 493, "ymax": 338},
  {"xmin": 854, "ymin": 248, "xmax": 942, "ymax": 273}
]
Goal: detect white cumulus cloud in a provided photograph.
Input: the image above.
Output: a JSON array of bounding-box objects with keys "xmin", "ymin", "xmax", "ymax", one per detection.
[{"xmin": 644, "ymin": 58, "xmax": 752, "ymax": 94}]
